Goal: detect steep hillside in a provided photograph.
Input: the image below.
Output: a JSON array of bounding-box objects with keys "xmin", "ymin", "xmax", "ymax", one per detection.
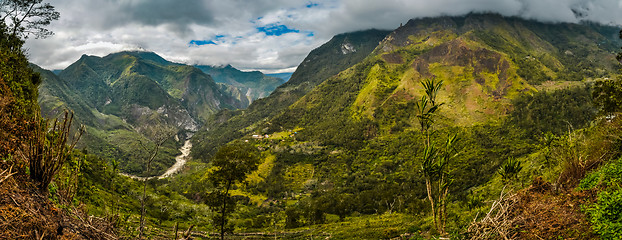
[
  {"xmin": 272, "ymin": 14, "xmax": 619, "ymax": 136},
  {"xmin": 191, "ymin": 29, "xmax": 391, "ymax": 158},
  {"xmin": 36, "ymin": 65, "xmax": 181, "ymax": 175},
  {"xmin": 60, "ymin": 51, "xmax": 243, "ymax": 125},
  {"xmin": 177, "ymin": 14, "xmax": 621, "ymax": 238},
  {"xmin": 195, "ymin": 64, "xmax": 284, "ymax": 106},
  {"xmin": 1, "ymin": 26, "xmax": 118, "ymax": 239}
]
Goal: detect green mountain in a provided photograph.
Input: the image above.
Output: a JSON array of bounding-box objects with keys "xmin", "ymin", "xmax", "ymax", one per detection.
[
  {"xmin": 191, "ymin": 29, "xmax": 392, "ymax": 158},
  {"xmin": 195, "ymin": 64, "xmax": 284, "ymax": 107},
  {"xmin": 36, "ymin": 51, "xmax": 250, "ymax": 175},
  {"xmin": 27, "ymin": 13, "xmax": 622, "ymax": 239},
  {"xmin": 268, "ymin": 13, "xmax": 620, "ymax": 138},
  {"xmin": 180, "ymin": 13, "xmax": 621, "ymax": 238},
  {"xmin": 59, "ymin": 51, "xmax": 244, "ymax": 125}
]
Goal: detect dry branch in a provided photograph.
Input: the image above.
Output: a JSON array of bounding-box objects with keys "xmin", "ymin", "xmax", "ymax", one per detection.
[
  {"xmin": 21, "ymin": 110, "xmax": 84, "ymax": 192},
  {"xmin": 467, "ymin": 188, "xmax": 518, "ymax": 240},
  {"xmin": 0, "ymin": 165, "xmax": 16, "ymax": 184}
]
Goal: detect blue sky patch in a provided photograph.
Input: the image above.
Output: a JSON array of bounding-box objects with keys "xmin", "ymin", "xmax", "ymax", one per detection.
[
  {"xmin": 257, "ymin": 24, "xmax": 299, "ymax": 36},
  {"xmin": 189, "ymin": 40, "xmax": 216, "ymax": 46},
  {"xmin": 189, "ymin": 35, "xmax": 227, "ymax": 46},
  {"xmin": 306, "ymin": 2, "xmax": 319, "ymax": 8}
]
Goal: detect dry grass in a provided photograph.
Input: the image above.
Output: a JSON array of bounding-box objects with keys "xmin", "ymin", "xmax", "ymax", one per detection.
[
  {"xmin": 468, "ymin": 177, "xmax": 598, "ymax": 240},
  {"xmin": 0, "ymin": 165, "xmax": 119, "ymax": 239}
]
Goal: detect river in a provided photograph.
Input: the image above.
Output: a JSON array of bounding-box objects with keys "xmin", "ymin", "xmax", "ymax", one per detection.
[{"xmin": 120, "ymin": 139, "xmax": 192, "ymax": 181}]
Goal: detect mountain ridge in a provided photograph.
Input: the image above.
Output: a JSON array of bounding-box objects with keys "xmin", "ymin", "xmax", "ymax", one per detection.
[
  {"xmin": 190, "ymin": 29, "xmax": 392, "ymax": 158},
  {"xmin": 266, "ymin": 13, "xmax": 620, "ymax": 136},
  {"xmin": 195, "ymin": 64, "xmax": 284, "ymax": 107},
  {"xmin": 36, "ymin": 51, "xmax": 265, "ymax": 175}
]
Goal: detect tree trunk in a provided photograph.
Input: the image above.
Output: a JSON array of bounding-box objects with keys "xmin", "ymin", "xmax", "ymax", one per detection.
[
  {"xmin": 221, "ymin": 180, "xmax": 232, "ymax": 240},
  {"xmin": 138, "ymin": 138, "xmax": 164, "ymax": 239},
  {"xmin": 440, "ymin": 187, "xmax": 449, "ymax": 235},
  {"xmin": 425, "ymin": 177, "xmax": 437, "ymax": 231},
  {"xmin": 139, "ymin": 178, "xmax": 147, "ymax": 239}
]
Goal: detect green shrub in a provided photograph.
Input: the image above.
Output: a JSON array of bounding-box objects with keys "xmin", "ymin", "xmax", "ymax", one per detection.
[
  {"xmin": 580, "ymin": 158, "xmax": 622, "ymax": 239},
  {"xmin": 579, "ymin": 158, "xmax": 622, "ymax": 190},
  {"xmin": 499, "ymin": 158, "xmax": 522, "ymax": 185},
  {"xmin": 584, "ymin": 190, "xmax": 622, "ymax": 239}
]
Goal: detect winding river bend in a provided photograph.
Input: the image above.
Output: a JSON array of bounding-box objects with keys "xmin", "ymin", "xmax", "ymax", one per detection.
[{"xmin": 120, "ymin": 140, "xmax": 192, "ymax": 181}]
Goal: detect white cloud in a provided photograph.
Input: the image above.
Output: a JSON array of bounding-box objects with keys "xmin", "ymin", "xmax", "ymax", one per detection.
[{"xmin": 24, "ymin": 0, "xmax": 622, "ymax": 72}]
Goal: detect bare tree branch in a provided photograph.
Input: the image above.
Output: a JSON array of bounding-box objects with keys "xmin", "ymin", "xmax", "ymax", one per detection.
[{"xmin": 0, "ymin": 0, "xmax": 59, "ymax": 39}]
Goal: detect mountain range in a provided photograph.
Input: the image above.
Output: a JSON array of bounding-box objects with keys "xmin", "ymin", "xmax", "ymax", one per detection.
[
  {"xmin": 184, "ymin": 13, "xmax": 620, "ymax": 234},
  {"xmin": 267, "ymin": 13, "xmax": 620, "ymax": 135},
  {"xmin": 35, "ymin": 51, "xmax": 285, "ymax": 175},
  {"xmin": 29, "ymin": 12, "xmax": 622, "ymax": 238},
  {"xmin": 195, "ymin": 64, "xmax": 284, "ymax": 107},
  {"xmin": 191, "ymin": 14, "xmax": 621, "ymax": 158}
]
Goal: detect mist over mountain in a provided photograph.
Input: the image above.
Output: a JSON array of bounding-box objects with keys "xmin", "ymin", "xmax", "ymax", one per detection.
[
  {"xmin": 195, "ymin": 64, "xmax": 284, "ymax": 107},
  {"xmin": 266, "ymin": 72, "xmax": 293, "ymax": 82},
  {"xmin": 191, "ymin": 29, "xmax": 392, "ymax": 158}
]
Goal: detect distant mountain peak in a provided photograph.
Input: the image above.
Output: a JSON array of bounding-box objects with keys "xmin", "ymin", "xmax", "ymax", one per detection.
[
  {"xmin": 194, "ymin": 64, "xmax": 285, "ymax": 106},
  {"xmin": 105, "ymin": 50, "xmax": 176, "ymax": 66}
]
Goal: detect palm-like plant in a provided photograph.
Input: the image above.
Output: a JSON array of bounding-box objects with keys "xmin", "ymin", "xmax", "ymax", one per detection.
[
  {"xmin": 421, "ymin": 78, "xmax": 444, "ymax": 106},
  {"xmin": 417, "ymin": 78, "xmax": 460, "ymax": 235},
  {"xmin": 422, "ymin": 144, "xmax": 440, "ymax": 228},
  {"xmin": 499, "ymin": 158, "xmax": 523, "ymax": 185}
]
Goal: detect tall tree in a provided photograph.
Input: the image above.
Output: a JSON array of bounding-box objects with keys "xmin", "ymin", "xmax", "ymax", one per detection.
[
  {"xmin": 593, "ymin": 29, "xmax": 622, "ymax": 116},
  {"xmin": 416, "ymin": 78, "xmax": 459, "ymax": 235},
  {"xmin": 0, "ymin": 0, "xmax": 59, "ymax": 39},
  {"xmin": 138, "ymin": 128, "xmax": 174, "ymax": 239},
  {"xmin": 206, "ymin": 141, "xmax": 260, "ymax": 240}
]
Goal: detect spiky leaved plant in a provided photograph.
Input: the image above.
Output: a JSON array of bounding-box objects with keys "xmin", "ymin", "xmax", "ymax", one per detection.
[{"xmin": 416, "ymin": 78, "xmax": 459, "ymax": 235}]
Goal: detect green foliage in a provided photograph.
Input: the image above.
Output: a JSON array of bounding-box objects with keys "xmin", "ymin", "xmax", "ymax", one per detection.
[
  {"xmin": 594, "ymin": 79, "xmax": 622, "ymax": 116},
  {"xmin": 207, "ymin": 141, "xmax": 261, "ymax": 238},
  {"xmin": 584, "ymin": 190, "xmax": 622, "ymax": 239},
  {"xmin": 498, "ymin": 158, "xmax": 523, "ymax": 185},
  {"xmin": 25, "ymin": 111, "xmax": 84, "ymax": 192},
  {"xmin": 74, "ymin": 151, "xmax": 212, "ymax": 238},
  {"xmin": 415, "ymin": 95, "xmax": 441, "ymax": 133},
  {"xmin": 515, "ymin": 57, "xmax": 552, "ymax": 84},
  {"xmin": 0, "ymin": 21, "xmax": 40, "ymax": 118},
  {"xmin": 579, "ymin": 153, "xmax": 622, "ymax": 239},
  {"xmin": 579, "ymin": 157, "xmax": 622, "ymax": 191},
  {"xmin": 208, "ymin": 142, "xmax": 261, "ymax": 186},
  {"xmin": 0, "ymin": 0, "xmax": 59, "ymax": 39},
  {"xmin": 416, "ymin": 77, "xmax": 459, "ymax": 234},
  {"xmin": 509, "ymin": 85, "xmax": 596, "ymax": 137}
]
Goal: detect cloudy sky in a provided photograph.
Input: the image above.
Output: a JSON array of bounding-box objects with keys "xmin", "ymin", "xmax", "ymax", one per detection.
[{"xmin": 24, "ymin": 0, "xmax": 622, "ymax": 73}]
